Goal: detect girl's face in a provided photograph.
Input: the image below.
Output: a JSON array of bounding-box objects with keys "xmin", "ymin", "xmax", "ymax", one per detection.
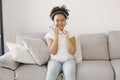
[{"xmin": 53, "ymin": 14, "xmax": 67, "ymax": 31}]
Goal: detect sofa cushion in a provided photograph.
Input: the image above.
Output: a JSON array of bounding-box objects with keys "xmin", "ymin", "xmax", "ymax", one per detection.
[
  {"xmin": 6, "ymin": 41, "xmax": 36, "ymax": 64},
  {"xmin": 80, "ymin": 33, "xmax": 109, "ymax": 60},
  {"xmin": 22, "ymin": 38, "xmax": 50, "ymax": 65},
  {"xmin": 108, "ymin": 31, "xmax": 120, "ymax": 59},
  {"xmin": 77, "ymin": 61, "xmax": 114, "ymax": 80},
  {"xmin": 0, "ymin": 67, "xmax": 14, "ymax": 80},
  {"xmin": 0, "ymin": 52, "xmax": 20, "ymax": 70},
  {"xmin": 15, "ymin": 64, "xmax": 62, "ymax": 80},
  {"xmin": 111, "ymin": 59, "xmax": 120, "ymax": 80}
]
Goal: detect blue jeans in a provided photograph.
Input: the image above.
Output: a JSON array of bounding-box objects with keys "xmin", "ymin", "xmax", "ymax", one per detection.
[{"xmin": 46, "ymin": 59, "xmax": 76, "ymax": 80}]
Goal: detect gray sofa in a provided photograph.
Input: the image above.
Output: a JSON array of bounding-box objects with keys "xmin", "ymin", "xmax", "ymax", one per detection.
[{"xmin": 0, "ymin": 31, "xmax": 120, "ymax": 80}]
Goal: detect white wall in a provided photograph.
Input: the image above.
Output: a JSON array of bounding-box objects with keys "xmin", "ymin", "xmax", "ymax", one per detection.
[{"xmin": 2, "ymin": 0, "xmax": 120, "ymax": 51}]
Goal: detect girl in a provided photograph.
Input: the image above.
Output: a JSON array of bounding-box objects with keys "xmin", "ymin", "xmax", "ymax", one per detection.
[{"xmin": 45, "ymin": 5, "xmax": 76, "ymax": 80}]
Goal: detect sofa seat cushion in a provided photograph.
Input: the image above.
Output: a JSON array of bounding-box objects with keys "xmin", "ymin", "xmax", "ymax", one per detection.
[
  {"xmin": 77, "ymin": 61, "xmax": 114, "ymax": 80},
  {"xmin": 0, "ymin": 67, "xmax": 14, "ymax": 80},
  {"xmin": 15, "ymin": 64, "xmax": 62, "ymax": 80},
  {"xmin": 111, "ymin": 59, "xmax": 120, "ymax": 80}
]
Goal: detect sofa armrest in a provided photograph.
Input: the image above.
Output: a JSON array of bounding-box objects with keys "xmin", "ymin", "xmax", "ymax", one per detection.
[
  {"xmin": 0, "ymin": 67, "xmax": 15, "ymax": 80},
  {"xmin": 0, "ymin": 52, "xmax": 21, "ymax": 70}
]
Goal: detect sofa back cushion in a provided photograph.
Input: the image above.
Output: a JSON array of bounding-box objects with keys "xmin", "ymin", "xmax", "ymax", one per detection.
[
  {"xmin": 79, "ymin": 33, "xmax": 109, "ymax": 60},
  {"xmin": 16, "ymin": 32, "xmax": 46, "ymax": 45},
  {"xmin": 108, "ymin": 31, "xmax": 120, "ymax": 59},
  {"xmin": 16, "ymin": 32, "xmax": 109, "ymax": 60}
]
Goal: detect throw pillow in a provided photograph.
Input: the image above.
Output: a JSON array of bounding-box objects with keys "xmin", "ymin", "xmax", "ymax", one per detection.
[
  {"xmin": 0, "ymin": 52, "xmax": 20, "ymax": 70},
  {"xmin": 6, "ymin": 41, "xmax": 36, "ymax": 64},
  {"xmin": 22, "ymin": 38, "xmax": 50, "ymax": 65}
]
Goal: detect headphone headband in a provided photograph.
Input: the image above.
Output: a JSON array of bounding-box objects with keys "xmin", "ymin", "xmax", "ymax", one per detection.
[{"xmin": 50, "ymin": 11, "xmax": 68, "ymax": 20}]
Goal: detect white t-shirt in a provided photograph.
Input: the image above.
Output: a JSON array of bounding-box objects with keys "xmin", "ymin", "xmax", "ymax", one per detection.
[{"xmin": 45, "ymin": 31, "xmax": 75, "ymax": 62}]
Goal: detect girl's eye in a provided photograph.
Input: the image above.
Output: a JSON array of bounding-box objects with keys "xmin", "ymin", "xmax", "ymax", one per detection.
[
  {"xmin": 56, "ymin": 19, "xmax": 59, "ymax": 22},
  {"xmin": 56, "ymin": 19, "xmax": 65, "ymax": 22}
]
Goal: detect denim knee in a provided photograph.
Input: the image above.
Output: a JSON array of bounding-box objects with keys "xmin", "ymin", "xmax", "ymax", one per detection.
[
  {"xmin": 63, "ymin": 59, "xmax": 76, "ymax": 80},
  {"xmin": 46, "ymin": 60, "xmax": 62, "ymax": 80}
]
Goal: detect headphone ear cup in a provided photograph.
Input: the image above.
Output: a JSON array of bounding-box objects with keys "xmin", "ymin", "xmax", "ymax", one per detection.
[
  {"xmin": 65, "ymin": 19, "xmax": 68, "ymax": 25},
  {"xmin": 65, "ymin": 22, "xmax": 67, "ymax": 26},
  {"xmin": 67, "ymin": 17, "xmax": 69, "ymax": 19}
]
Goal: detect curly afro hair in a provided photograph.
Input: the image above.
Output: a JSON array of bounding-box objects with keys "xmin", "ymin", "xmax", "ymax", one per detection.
[{"xmin": 50, "ymin": 5, "xmax": 69, "ymax": 20}]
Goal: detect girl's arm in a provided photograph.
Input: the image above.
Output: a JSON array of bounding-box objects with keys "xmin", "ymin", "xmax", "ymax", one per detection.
[
  {"xmin": 46, "ymin": 36, "xmax": 58, "ymax": 55},
  {"xmin": 46, "ymin": 27, "xmax": 60, "ymax": 55},
  {"xmin": 63, "ymin": 30, "xmax": 76, "ymax": 55},
  {"xmin": 66, "ymin": 36, "xmax": 76, "ymax": 55}
]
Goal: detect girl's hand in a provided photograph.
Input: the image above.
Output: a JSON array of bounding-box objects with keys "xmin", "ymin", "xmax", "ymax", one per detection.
[
  {"xmin": 49, "ymin": 26, "xmax": 60, "ymax": 37},
  {"xmin": 63, "ymin": 29, "xmax": 69, "ymax": 38}
]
